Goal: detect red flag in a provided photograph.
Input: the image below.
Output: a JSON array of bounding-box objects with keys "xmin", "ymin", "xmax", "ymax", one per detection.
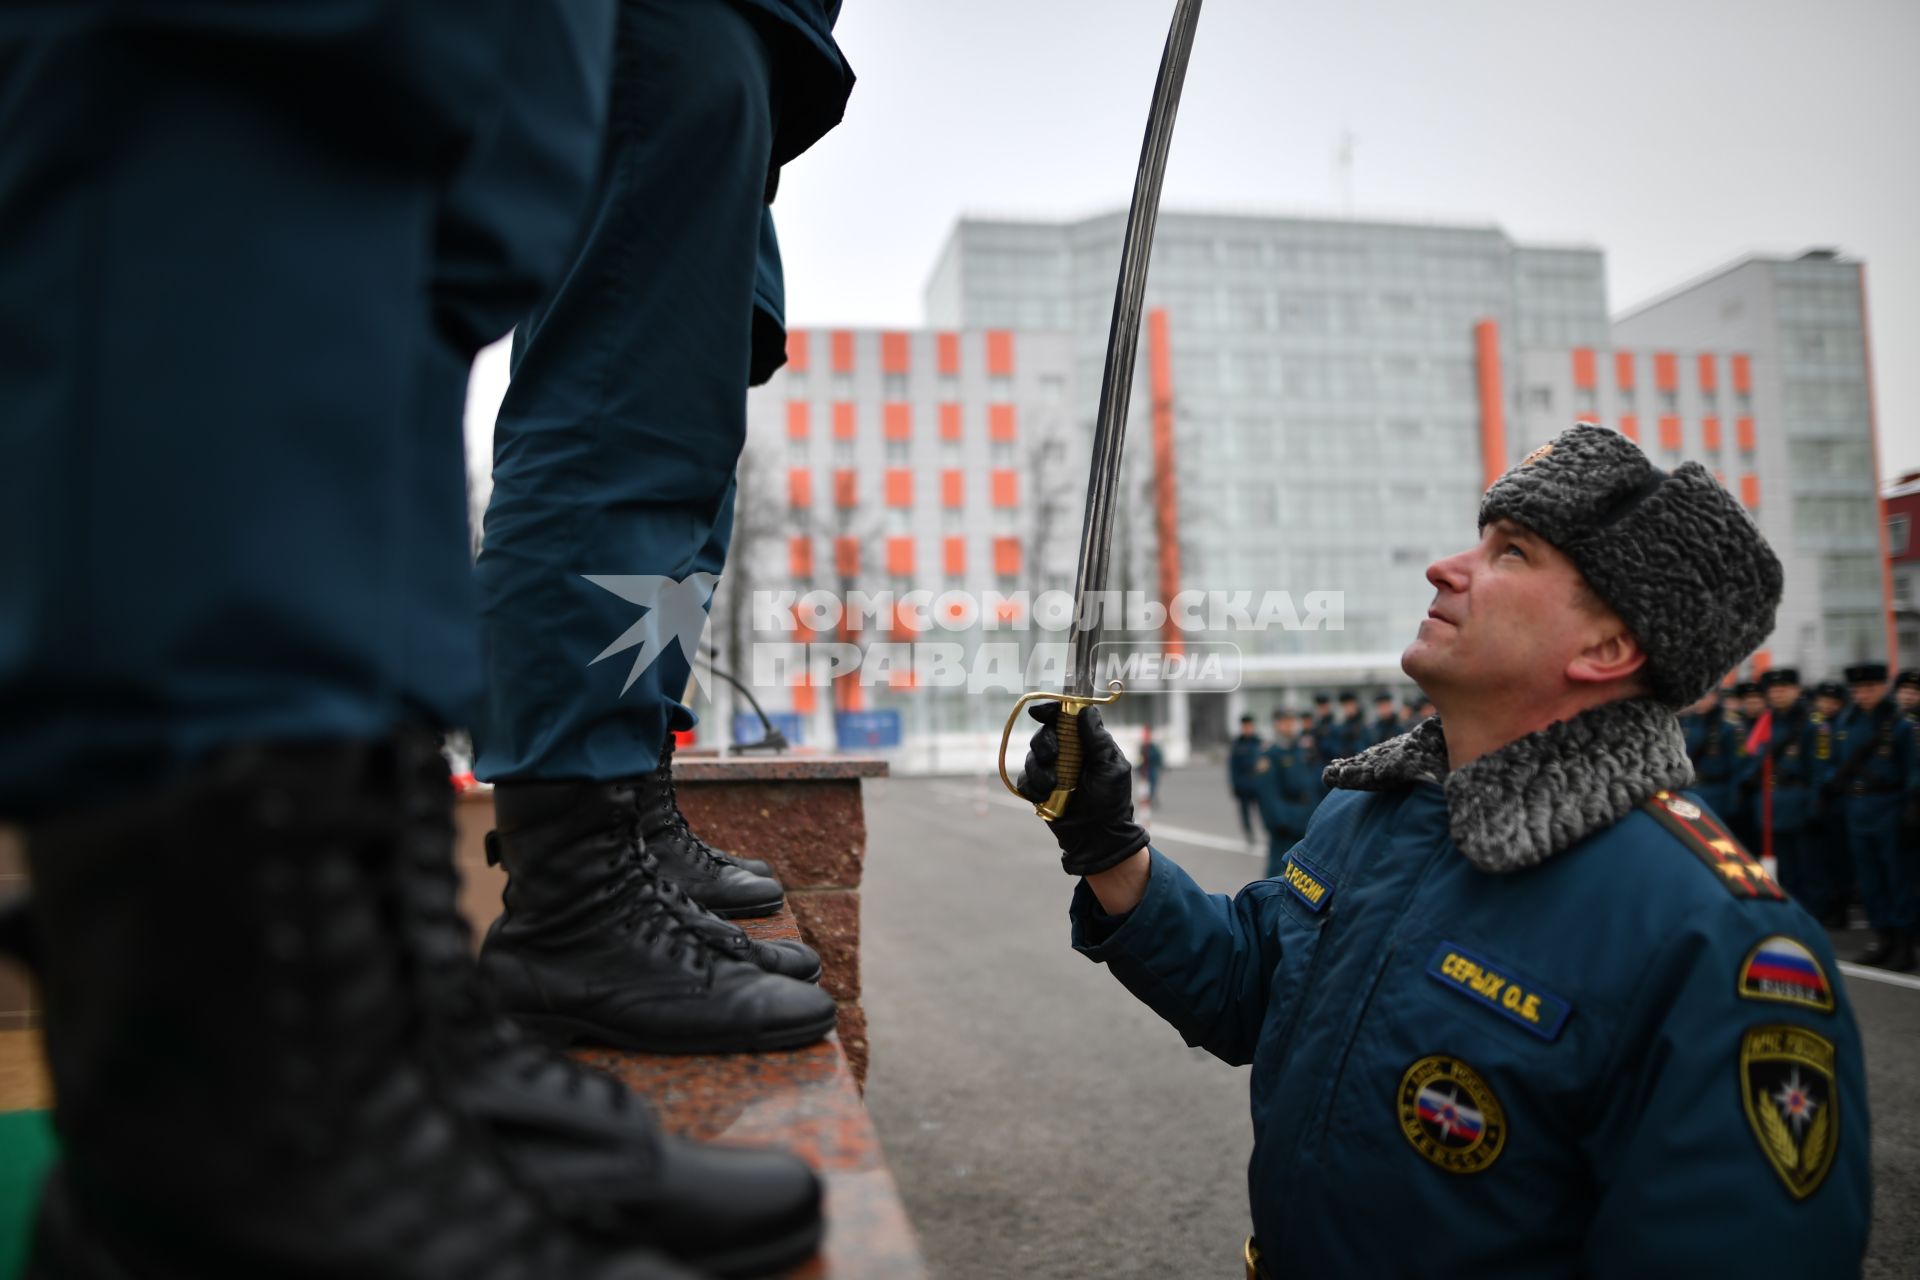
[{"xmin": 1744, "ymin": 710, "xmax": 1775, "ymax": 862}]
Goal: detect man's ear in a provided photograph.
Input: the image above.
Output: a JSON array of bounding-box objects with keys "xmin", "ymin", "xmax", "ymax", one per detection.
[{"xmin": 1567, "ymin": 625, "xmax": 1648, "ymax": 687}]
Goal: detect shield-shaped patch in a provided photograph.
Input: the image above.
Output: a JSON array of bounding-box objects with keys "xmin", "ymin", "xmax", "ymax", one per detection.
[{"xmin": 1739, "ymin": 1025, "xmax": 1838, "ymax": 1200}]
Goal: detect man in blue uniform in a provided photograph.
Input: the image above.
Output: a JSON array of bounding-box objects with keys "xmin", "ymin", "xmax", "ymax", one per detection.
[
  {"xmin": 1253, "ymin": 710, "xmax": 1322, "ymax": 878},
  {"xmin": 1809, "ymin": 679, "xmax": 1854, "ymax": 926},
  {"xmin": 1829, "ymin": 662, "xmax": 1917, "ymax": 970},
  {"xmin": 1309, "ymin": 694, "xmax": 1336, "ymax": 761},
  {"xmin": 1019, "ymin": 425, "xmax": 1867, "ymax": 1274},
  {"xmin": 1329, "ymin": 691, "xmax": 1368, "ymax": 761},
  {"xmin": 469, "ymin": 0, "xmax": 854, "ymax": 1056},
  {"xmin": 1368, "ymin": 692, "xmax": 1402, "ymax": 746},
  {"xmin": 1680, "ymin": 684, "xmax": 1741, "ymax": 822},
  {"xmin": 1228, "ymin": 714, "xmax": 1265, "ymax": 845},
  {"xmin": 1742, "ymin": 668, "xmax": 1826, "ymax": 919}
]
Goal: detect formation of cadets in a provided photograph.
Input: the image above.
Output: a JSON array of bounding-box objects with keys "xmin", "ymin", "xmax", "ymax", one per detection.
[
  {"xmin": 1680, "ymin": 662, "xmax": 1920, "ymax": 972},
  {"xmin": 1228, "ymin": 666, "xmax": 1920, "ymax": 973},
  {"xmin": 1228, "ymin": 691, "xmax": 1436, "ymax": 880}
]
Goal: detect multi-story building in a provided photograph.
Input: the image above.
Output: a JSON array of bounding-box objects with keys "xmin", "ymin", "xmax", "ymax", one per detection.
[{"xmin": 728, "ymin": 327, "xmax": 1080, "ymax": 761}]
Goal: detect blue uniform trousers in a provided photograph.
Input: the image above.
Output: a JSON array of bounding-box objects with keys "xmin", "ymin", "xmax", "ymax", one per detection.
[
  {"xmin": 1771, "ymin": 826, "xmax": 1832, "ymax": 920},
  {"xmin": 1846, "ymin": 794, "xmax": 1914, "ymax": 931},
  {"xmin": 473, "ymin": 0, "xmax": 776, "ymax": 781},
  {"xmin": 0, "ymin": 2, "xmax": 611, "ymax": 819}
]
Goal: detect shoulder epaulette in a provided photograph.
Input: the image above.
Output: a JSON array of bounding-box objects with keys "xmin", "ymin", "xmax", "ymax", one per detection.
[{"xmin": 1641, "ymin": 790, "xmax": 1786, "ymax": 902}]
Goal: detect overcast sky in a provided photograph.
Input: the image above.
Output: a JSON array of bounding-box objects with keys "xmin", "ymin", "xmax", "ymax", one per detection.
[
  {"xmin": 467, "ymin": 0, "xmax": 1919, "ymax": 482},
  {"xmin": 761, "ymin": 0, "xmax": 1919, "ymax": 478}
]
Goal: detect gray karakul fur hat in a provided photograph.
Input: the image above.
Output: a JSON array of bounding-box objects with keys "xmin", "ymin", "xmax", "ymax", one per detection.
[{"xmin": 1478, "ymin": 423, "xmax": 1782, "ymax": 708}]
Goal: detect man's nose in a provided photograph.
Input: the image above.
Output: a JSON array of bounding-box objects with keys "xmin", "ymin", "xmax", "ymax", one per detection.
[{"xmin": 1425, "ymin": 548, "xmax": 1471, "ymax": 594}]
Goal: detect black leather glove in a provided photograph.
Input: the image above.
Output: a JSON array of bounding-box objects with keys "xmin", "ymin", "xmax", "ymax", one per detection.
[{"xmin": 1017, "ymin": 703, "xmax": 1149, "ymax": 877}]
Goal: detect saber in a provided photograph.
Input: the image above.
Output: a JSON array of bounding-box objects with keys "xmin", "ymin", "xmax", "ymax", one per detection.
[{"xmin": 998, "ymin": 0, "xmax": 1203, "ymax": 820}]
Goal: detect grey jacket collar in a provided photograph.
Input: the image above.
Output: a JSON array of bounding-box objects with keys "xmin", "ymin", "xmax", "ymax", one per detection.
[{"xmin": 1321, "ymin": 697, "xmax": 1693, "ymax": 873}]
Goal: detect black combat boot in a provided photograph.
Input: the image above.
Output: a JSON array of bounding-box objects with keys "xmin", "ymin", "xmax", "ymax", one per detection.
[
  {"xmin": 1881, "ymin": 929, "xmax": 1916, "ymax": 973},
  {"xmin": 653, "ymin": 737, "xmax": 774, "ymax": 879},
  {"xmin": 478, "ymin": 779, "xmax": 837, "ymax": 1052},
  {"xmin": 23, "ymin": 739, "xmax": 688, "ymax": 1280},
  {"xmin": 391, "ymin": 735, "xmax": 824, "ymax": 1277},
  {"xmin": 1854, "ymin": 929, "xmax": 1896, "ymax": 966}
]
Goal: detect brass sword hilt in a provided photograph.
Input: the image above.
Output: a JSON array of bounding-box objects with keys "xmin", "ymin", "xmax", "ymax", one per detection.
[{"xmin": 997, "ymin": 682, "xmax": 1125, "ymax": 821}]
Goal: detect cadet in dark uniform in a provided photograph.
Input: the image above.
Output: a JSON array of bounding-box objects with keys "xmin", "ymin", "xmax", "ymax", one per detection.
[
  {"xmin": 1742, "ymin": 669, "xmax": 1826, "ymax": 918},
  {"xmin": 1369, "ymin": 692, "xmax": 1401, "ymax": 746},
  {"xmin": 1830, "ymin": 662, "xmax": 1918, "ymax": 970},
  {"xmin": 1808, "ymin": 679, "xmax": 1853, "ymax": 927},
  {"xmin": 1252, "ymin": 710, "xmax": 1322, "ymax": 878},
  {"xmin": 1680, "ymin": 684, "xmax": 1741, "ymax": 822},
  {"xmin": 1228, "ymin": 714, "xmax": 1265, "ymax": 844},
  {"xmin": 1324, "ymin": 691, "xmax": 1366, "ymax": 762},
  {"xmin": 1020, "ymin": 425, "xmax": 1866, "ymax": 1272},
  {"xmin": 1310, "ymin": 694, "xmax": 1336, "ymax": 760}
]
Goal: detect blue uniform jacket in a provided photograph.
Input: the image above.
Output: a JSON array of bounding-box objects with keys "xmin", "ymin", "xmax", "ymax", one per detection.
[
  {"xmin": 1832, "ymin": 699, "xmax": 1918, "ymax": 853},
  {"xmin": 1251, "ymin": 741, "xmax": 1322, "ymax": 839},
  {"xmin": 1736, "ymin": 702, "xmax": 1816, "ymax": 834},
  {"xmin": 1680, "ymin": 709, "xmax": 1741, "ymax": 821},
  {"xmin": 1229, "ymin": 737, "xmax": 1266, "ymax": 797},
  {"xmin": 1071, "ymin": 779, "xmax": 1868, "ymax": 1275}
]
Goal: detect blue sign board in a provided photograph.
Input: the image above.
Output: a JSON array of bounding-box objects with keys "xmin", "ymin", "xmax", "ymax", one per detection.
[{"xmin": 834, "ymin": 709, "xmax": 901, "ymax": 750}]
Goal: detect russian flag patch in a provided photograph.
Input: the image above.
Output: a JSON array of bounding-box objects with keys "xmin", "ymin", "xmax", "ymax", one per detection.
[{"xmin": 1738, "ymin": 935, "xmax": 1835, "ymax": 1013}]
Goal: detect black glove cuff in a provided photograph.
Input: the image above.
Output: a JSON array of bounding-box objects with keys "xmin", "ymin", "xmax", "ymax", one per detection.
[{"xmin": 1059, "ymin": 821, "xmax": 1150, "ymax": 878}]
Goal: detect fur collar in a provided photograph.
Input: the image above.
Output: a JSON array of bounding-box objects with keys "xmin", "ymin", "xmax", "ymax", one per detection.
[{"xmin": 1321, "ymin": 698, "xmax": 1693, "ymax": 873}]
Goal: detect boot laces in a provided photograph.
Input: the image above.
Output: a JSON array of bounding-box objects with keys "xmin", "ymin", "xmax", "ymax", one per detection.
[
  {"xmin": 648, "ymin": 754, "xmax": 731, "ymax": 870},
  {"xmin": 611, "ymin": 808, "xmax": 710, "ymax": 967}
]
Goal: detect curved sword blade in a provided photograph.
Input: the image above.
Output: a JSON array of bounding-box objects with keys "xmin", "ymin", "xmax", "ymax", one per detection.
[{"xmin": 1068, "ymin": 0, "xmax": 1203, "ymax": 698}]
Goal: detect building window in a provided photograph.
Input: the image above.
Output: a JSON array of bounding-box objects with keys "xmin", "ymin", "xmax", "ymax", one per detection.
[{"xmin": 1892, "ymin": 515, "xmax": 1911, "ymax": 558}]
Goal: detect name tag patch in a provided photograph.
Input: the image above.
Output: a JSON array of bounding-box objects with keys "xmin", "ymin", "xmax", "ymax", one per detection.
[
  {"xmin": 1279, "ymin": 853, "xmax": 1333, "ymax": 913},
  {"xmin": 1425, "ymin": 942, "xmax": 1571, "ymax": 1041}
]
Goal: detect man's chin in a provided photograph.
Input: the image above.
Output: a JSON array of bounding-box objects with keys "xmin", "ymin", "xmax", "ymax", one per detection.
[{"xmin": 1401, "ymin": 639, "xmax": 1437, "ymax": 683}]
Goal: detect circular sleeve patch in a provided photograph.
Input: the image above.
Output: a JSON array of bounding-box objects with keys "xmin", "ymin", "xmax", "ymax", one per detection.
[{"xmin": 1397, "ymin": 1055, "xmax": 1507, "ymax": 1174}]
